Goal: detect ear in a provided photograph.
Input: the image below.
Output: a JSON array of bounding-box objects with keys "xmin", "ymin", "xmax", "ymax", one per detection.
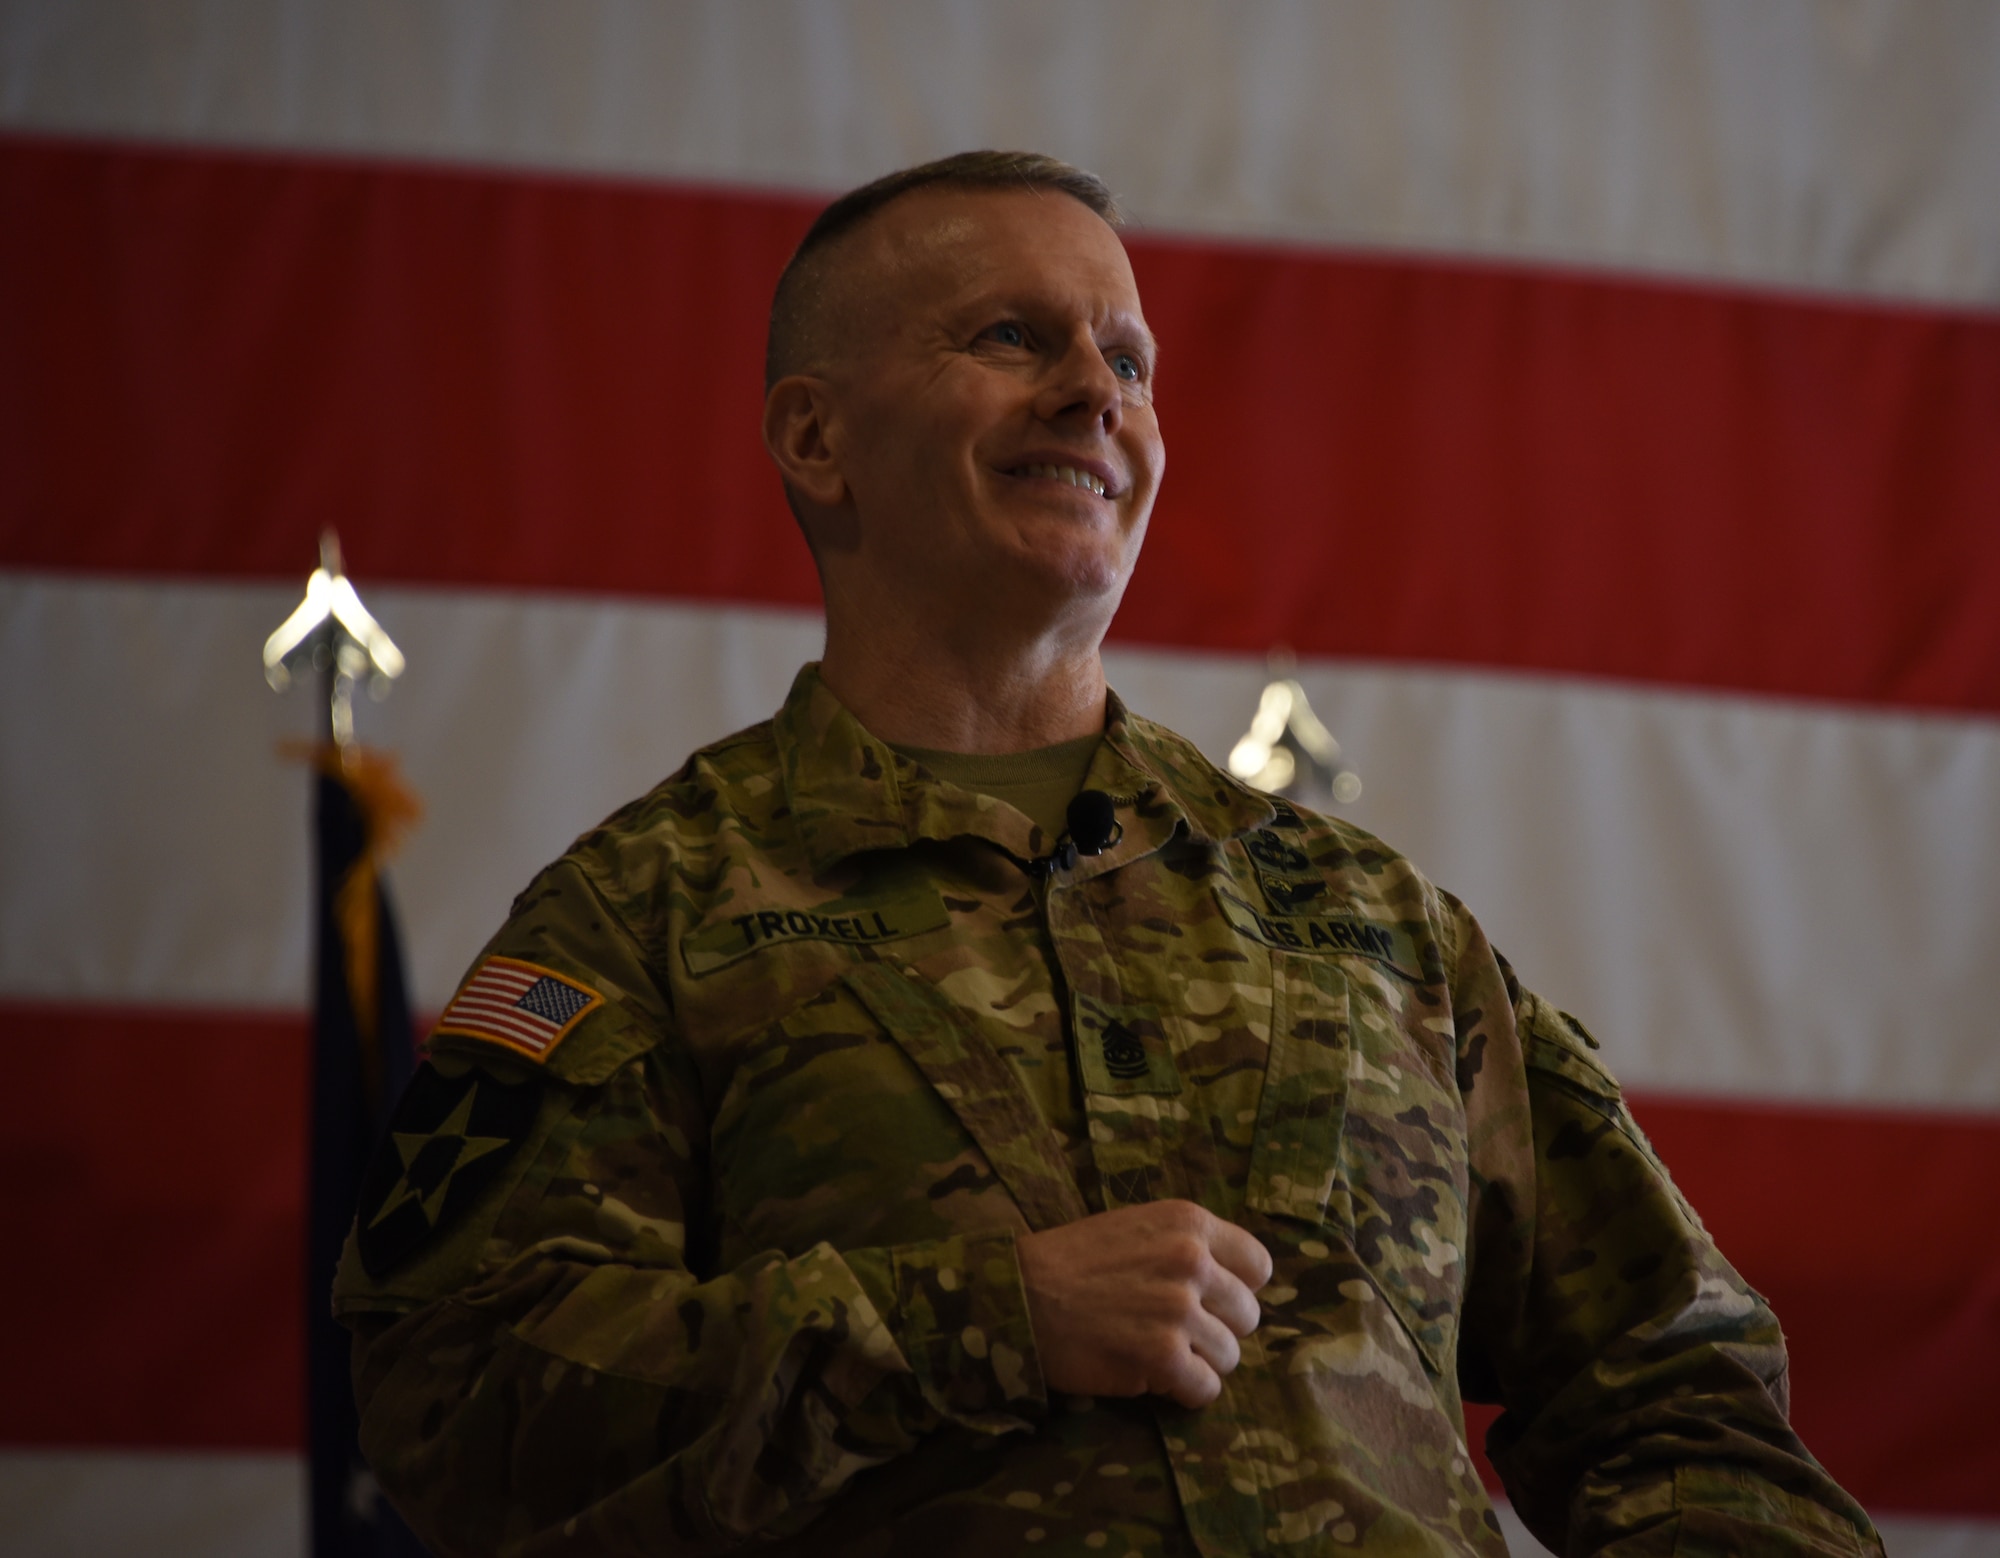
[{"xmin": 762, "ymin": 376, "xmax": 850, "ymax": 511}]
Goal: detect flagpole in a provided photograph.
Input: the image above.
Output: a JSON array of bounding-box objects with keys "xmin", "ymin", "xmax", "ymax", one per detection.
[{"xmin": 266, "ymin": 538, "xmax": 429, "ymax": 1557}]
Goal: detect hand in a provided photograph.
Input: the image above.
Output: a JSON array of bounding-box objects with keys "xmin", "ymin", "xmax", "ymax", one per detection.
[{"xmin": 1015, "ymin": 1199, "xmax": 1273, "ymax": 1409}]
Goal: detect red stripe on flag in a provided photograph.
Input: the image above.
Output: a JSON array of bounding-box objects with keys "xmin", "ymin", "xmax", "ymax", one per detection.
[
  {"xmin": 3, "ymin": 135, "xmax": 1998, "ymax": 715},
  {"xmin": 442, "ymin": 986, "xmax": 561, "ymax": 1047},
  {"xmin": 5, "ymin": 998, "xmax": 1997, "ymax": 1517},
  {"xmin": 466, "ymin": 967, "xmax": 537, "ymax": 988},
  {"xmin": 0, "ymin": 1001, "xmax": 308, "ymax": 1449},
  {"xmin": 446, "ymin": 1009, "xmax": 546, "ymax": 1039},
  {"xmin": 447, "ymin": 984, "xmax": 538, "ymax": 1013},
  {"xmin": 443, "ymin": 1011, "xmax": 553, "ymax": 1050},
  {"xmin": 455, "ymin": 971, "xmax": 537, "ymax": 995},
  {"xmin": 447, "ymin": 996, "xmax": 538, "ymax": 1025},
  {"xmin": 1630, "ymin": 1094, "xmax": 2000, "ymax": 1518},
  {"xmin": 446, "ymin": 968, "xmax": 545, "ymax": 1003}
]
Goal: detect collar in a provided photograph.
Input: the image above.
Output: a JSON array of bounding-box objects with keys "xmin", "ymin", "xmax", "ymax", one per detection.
[{"xmin": 774, "ymin": 663, "xmax": 1276, "ymax": 877}]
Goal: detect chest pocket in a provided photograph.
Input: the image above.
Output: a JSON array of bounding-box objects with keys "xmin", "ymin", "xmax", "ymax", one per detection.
[
  {"xmin": 1245, "ymin": 951, "xmax": 1350, "ymax": 1221},
  {"xmin": 1245, "ymin": 950, "xmax": 1469, "ymax": 1376}
]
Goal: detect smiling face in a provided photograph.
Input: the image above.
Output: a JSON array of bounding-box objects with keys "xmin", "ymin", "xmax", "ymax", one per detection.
[{"xmin": 771, "ymin": 185, "xmax": 1165, "ymax": 653}]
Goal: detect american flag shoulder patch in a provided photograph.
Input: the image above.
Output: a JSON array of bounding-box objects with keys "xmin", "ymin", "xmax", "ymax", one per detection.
[{"xmin": 432, "ymin": 956, "xmax": 604, "ymax": 1063}]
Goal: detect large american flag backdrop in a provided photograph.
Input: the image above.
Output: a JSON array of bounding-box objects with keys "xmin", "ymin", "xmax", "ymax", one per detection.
[{"xmin": 2, "ymin": 5, "xmax": 1996, "ymax": 1553}]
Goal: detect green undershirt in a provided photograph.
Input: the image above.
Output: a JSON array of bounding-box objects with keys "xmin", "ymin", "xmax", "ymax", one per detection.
[{"xmin": 890, "ymin": 732, "xmax": 1103, "ymax": 843}]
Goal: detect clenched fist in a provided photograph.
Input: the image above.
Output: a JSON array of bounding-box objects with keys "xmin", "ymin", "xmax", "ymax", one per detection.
[{"xmin": 1015, "ymin": 1199, "xmax": 1273, "ymax": 1409}]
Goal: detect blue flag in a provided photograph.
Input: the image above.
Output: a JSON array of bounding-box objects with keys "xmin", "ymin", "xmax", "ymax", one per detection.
[{"xmin": 307, "ymin": 753, "xmax": 429, "ymax": 1557}]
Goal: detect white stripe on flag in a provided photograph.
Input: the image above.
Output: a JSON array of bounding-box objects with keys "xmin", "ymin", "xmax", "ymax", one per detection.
[
  {"xmin": 4, "ymin": 574, "xmax": 1997, "ymax": 1109},
  {"xmin": 3, "ymin": 0, "xmax": 1997, "ymax": 306},
  {"xmin": 11, "ymin": 576, "xmax": 2000, "ymax": 1112}
]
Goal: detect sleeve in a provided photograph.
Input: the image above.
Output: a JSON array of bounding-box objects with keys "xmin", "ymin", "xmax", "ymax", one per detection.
[
  {"xmin": 1441, "ymin": 897, "xmax": 1883, "ymax": 1557},
  {"xmin": 332, "ymin": 859, "xmax": 1047, "ymax": 1557}
]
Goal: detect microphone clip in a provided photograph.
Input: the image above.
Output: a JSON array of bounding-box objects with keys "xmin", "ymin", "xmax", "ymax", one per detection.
[{"xmin": 1029, "ymin": 790, "xmax": 1123, "ymax": 878}]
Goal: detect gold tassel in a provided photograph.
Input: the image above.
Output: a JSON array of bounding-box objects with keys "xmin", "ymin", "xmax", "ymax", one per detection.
[{"xmin": 283, "ymin": 742, "xmax": 423, "ymax": 1098}]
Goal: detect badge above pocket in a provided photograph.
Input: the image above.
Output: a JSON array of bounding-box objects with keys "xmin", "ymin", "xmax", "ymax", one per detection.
[{"xmin": 1243, "ymin": 825, "xmax": 1327, "ymax": 912}]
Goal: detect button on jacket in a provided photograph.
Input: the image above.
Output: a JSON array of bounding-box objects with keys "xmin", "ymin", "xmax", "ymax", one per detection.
[{"xmin": 334, "ymin": 665, "xmax": 1879, "ymax": 1557}]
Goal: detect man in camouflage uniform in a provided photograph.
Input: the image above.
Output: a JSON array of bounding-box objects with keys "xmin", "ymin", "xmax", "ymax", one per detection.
[{"xmin": 334, "ymin": 153, "xmax": 1881, "ymax": 1556}]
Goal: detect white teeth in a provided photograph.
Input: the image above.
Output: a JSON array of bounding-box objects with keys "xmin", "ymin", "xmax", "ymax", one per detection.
[{"xmin": 1019, "ymin": 463, "xmax": 1107, "ymax": 496}]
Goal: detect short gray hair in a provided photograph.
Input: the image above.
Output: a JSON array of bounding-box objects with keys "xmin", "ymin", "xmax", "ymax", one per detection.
[{"xmin": 765, "ymin": 150, "xmax": 1121, "ymax": 388}]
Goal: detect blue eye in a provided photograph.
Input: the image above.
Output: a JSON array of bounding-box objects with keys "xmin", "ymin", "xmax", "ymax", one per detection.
[
  {"xmin": 1112, "ymin": 352, "xmax": 1141, "ymax": 381},
  {"xmin": 988, "ymin": 322, "xmax": 1027, "ymax": 347}
]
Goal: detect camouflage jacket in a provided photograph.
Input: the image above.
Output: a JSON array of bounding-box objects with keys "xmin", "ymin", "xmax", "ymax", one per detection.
[{"xmin": 334, "ymin": 665, "xmax": 1879, "ymax": 1557}]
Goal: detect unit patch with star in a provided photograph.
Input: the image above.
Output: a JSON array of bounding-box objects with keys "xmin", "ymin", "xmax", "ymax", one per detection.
[{"xmin": 356, "ymin": 1063, "xmax": 541, "ymax": 1279}]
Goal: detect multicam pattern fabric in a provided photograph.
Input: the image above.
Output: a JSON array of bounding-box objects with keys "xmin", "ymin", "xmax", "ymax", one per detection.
[{"xmin": 334, "ymin": 665, "xmax": 1881, "ymax": 1557}]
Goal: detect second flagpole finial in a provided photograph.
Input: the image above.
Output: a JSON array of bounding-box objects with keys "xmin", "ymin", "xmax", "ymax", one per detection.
[{"xmin": 1227, "ymin": 652, "xmax": 1361, "ymax": 808}]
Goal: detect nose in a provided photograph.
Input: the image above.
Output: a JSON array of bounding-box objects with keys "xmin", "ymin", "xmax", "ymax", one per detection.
[{"xmin": 1036, "ymin": 329, "xmax": 1125, "ymax": 435}]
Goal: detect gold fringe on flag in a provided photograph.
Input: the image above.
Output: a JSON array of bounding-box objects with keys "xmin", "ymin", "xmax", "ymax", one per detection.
[{"xmin": 282, "ymin": 742, "xmax": 423, "ymax": 1097}]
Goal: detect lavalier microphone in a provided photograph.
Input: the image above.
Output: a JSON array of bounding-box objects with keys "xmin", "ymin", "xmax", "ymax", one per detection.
[
  {"xmin": 1030, "ymin": 789, "xmax": 1123, "ymax": 876},
  {"xmin": 1066, "ymin": 789, "xmax": 1121, "ymax": 856}
]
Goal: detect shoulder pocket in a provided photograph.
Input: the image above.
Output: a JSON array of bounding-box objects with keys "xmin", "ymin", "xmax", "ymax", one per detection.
[
  {"xmin": 1518, "ymin": 992, "xmax": 1710, "ymax": 1236},
  {"xmin": 1519, "ymin": 992, "xmax": 1622, "ymax": 1115}
]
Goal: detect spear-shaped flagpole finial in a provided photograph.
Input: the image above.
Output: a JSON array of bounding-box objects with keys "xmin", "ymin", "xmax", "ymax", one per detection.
[
  {"xmin": 263, "ymin": 529, "xmax": 406, "ymax": 747},
  {"xmin": 1227, "ymin": 650, "xmax": 1362, "ymax": 807}
]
